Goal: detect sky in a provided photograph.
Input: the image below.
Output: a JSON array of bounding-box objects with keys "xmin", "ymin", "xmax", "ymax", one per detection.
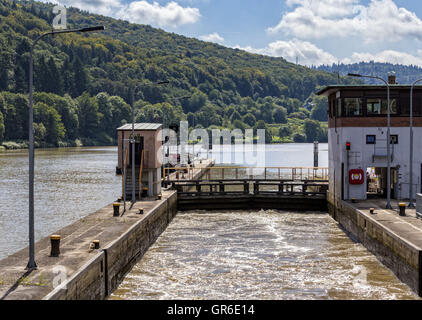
[{"xmin": 43, "ymin": 0, "xmax": 422, "ymax": 67}]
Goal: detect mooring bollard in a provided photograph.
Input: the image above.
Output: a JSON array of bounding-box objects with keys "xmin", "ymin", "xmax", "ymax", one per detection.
[
  {"xmin": 399, "ymin": 203, "xmax": 406, "ymax": 216},
  {"xmin": 113, "ymin": 202, "xmax": 120, "ymax": 217},
  {"xmin": 50, "ymin": 235, "xmax": 61, "ymax": 257},
  {"xmin": 92, "ymin": 240, "xmax": 100, "ymax": 249},
  {"xmin": 351, "ymin": 198, "xmax": 357, "ymax": 203},
  {"xmin": 370, "ymin": 208, "xmax": 375, "ymax": 214},
  {"xmin": 138, "ymin": 208, "xmax": 144, "ymax": 215},
  {"xmin": 157, "ymin": 193, "xmax": 162, "ymax": 200}
]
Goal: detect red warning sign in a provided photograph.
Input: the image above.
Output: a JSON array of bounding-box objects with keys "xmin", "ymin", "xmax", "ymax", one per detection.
[{"xmin": 349, "ymin": 169, "xmax": 364, "ymax": 185}]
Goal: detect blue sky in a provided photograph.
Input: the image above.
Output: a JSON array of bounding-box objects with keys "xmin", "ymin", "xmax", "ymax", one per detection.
[{"xmin": 46, "ymin": 0, "xmax": 422, "ymax": 67}]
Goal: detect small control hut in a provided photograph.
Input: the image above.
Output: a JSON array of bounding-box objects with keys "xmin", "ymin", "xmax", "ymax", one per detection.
[{"xmin": 117, "ymin": 123, "xmax": 162, "ymax": 198}]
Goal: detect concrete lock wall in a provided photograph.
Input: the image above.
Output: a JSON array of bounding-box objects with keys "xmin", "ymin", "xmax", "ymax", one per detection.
[
  {"xmin": 328, "ymin": 198, "xmax": 422, "ymax": 296},
  {"xmin": 44, "ymin": 191, "xmax": 177, "ymax": 300}
]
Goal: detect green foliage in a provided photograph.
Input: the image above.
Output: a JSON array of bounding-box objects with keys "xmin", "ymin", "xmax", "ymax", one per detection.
[
  {"xmin": 34, "ymin": 102, "xmax": 65, "ymax": 144},
  {"xmin": 310, "ymin": 95, "xmax": 328, "ymax": 121},
  {"xmin": 303, "ymin": 119, "xmax": 326, "ymax": 143},
  {"xmin": 293, "ymin": 133, "xmax": 306, "ymax": 143},
  {"xmin": 0, "ymin": 110, "xmax": 4, "ymax": 143},
  {"xmin": 0, "ymin": 0, "xmax": 362, "ymax": 146}
]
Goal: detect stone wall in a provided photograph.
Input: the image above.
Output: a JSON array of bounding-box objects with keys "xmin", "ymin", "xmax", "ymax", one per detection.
[
  {"xmin": 328, "ymin": 199, "xmax": 422, "ymax": 296},
  {"xmin": 44, "ymin": 191, "xmax": 177, "ymax": 300}
]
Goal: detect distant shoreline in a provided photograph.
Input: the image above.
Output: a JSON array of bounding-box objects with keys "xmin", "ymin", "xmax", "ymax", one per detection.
[{"xmin": 0, "ymin": 141, "xmax": 327, "ymax": 152}]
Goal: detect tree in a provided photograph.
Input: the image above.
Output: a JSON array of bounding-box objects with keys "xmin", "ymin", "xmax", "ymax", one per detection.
[
  {"xmin": 273, "ymin": 106, "xmax": 287, "ymax": 123},
  {"xmin": 33, "ymin": 122, "xmax": 46, "ymax": 143},
  {"xmin": 254, "ymin": 120, "xmax": 272, "ymax": 144},
  {"xmin": 77, "ymin": 92, "xmax": 100, "ymax": 138},
  {"xmin": 182, "ymin": 91, "xmax": 207, "ymax": 113},
  {"xmin": 46, "ymin": 58, "xmax": 63, "ymax": 95},
  {"xmin": 72, "ymin": 57, "xmax": 89, "ymax": 97},
  {"xmin": 0, "ymin": 68, "xmax": 8, "ymax": 91},
  {"xmin": 304, "ymin": 119, "xmax": 322, "ymax": 143},
  {"xmin": 34, "ymin": 102, "xmax": 65, "ymax": 145},
  {"xmin": 0, "ymin": 111, "xmax": 4, "ymax": 143},
  {"xmin": 293, "ymin": 133, "xmax": 306, "ymax": 143},
  {"xmin": 243, "ymin": 113, "xmax": 256, "ymax": 126},
  {"xmin": 279, "ymin": 126, "xmax": 290, "ymax": 138},
  {"xmin": 310, "ymin": 96, "xmax": 328, "ymax": 121}
]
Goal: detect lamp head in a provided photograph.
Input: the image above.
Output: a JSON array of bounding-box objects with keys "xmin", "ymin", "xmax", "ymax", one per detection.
[{"xmin": 79, "ymin": 26, "xmax": 105, "ymax": 33}]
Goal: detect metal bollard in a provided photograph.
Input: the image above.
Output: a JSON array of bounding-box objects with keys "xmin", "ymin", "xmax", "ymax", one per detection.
[
  {"xmin": 113, "ymin": 202, "xmax": 120, "ymax": 217},
  {"xmin": 50, "ymin": 235, "xmax": 61, "ymax": 257},
  {"xmin": 369, "ymin": 208, "xmax": 375, "ymax": 214},
  {"xmin": 399, "ymin": 203, "xmax": 406, "ymax": 216},
  {"xmin": 138, "ymin": 208, "xmax": 144, "ymax": 215},
  {"xmin": 157, "ymin": 193, "xmax": 162, "ymax": 200},
  {"xmin": 92, "ymin": 240, "xmax": 100, "ymax": 249}
]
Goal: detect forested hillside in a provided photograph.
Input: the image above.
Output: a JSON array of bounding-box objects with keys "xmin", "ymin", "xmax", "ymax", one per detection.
[
  {"xmin": 0, "ymin": 0, "xmax": 358, "ymax": 148},
  {"xmin": 316, "ymin": 62, "xmax": 422, "ymax": 85}
]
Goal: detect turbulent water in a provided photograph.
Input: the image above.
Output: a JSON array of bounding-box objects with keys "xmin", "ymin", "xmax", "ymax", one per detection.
[{"xmin": 110, "ymin": 210, "xmax": 419, "ymax": 300}]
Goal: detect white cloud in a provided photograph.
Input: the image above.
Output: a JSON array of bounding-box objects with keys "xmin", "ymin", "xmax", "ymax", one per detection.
[
  {"xmin": 43, "ymin": 0, "xmax": 125, "ymax": 16},
  {"xmin": 268, "ymin": 0, "xmax": 422, "ymax": 43},
  {"xmin": 235, "ymin": 39, "xmax": 337, "ymax": 66},
  {"xmin": 44, "ymin": 0, "xmax": 201, "ymax": 28},
  {"xmin": 119, "ymin": 1, "xmax": 201, "ymax": 28},
  {"xmin": 199, "ymin": 32, "xmax": 225, "ymax": 44}
]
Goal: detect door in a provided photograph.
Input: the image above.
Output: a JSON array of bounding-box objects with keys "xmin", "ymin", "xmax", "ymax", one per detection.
[{"xmin": 129, "ymin": 136, "xmax": 144, "ymax": 166}]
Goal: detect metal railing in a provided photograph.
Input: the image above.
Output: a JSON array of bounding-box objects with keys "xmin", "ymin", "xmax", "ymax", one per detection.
[
  {"xmin": 163, "ymin": 166, "xmax": 328, "ymax": 184},
  {"xmin": 175, "ymin": 180, "xmax": 328, "ymax": 198}
]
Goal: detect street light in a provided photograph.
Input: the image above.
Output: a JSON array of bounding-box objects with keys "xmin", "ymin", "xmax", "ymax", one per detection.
[
  {"xmin": 27, "ymin": 25, "xmax": 104, "ymax": 270},
  {"xmin": 348, "ymin": 73, "xmax": 393, "ymax": 209},
  {"xmin": 408, "ymin": 79, "xmax": 422, "ymax": 207}
]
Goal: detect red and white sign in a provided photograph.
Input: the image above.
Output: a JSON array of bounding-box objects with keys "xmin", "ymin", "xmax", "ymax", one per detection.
[{"xmin": 349, "ymin": 169, "xmax": 364, "ymax": 185}]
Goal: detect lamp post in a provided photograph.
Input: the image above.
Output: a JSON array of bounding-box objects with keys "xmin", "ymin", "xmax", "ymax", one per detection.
[
  {"xmin": 408, "ymin": 79, "xmax": 422, "ymax": 207},
  {"xmin": 348, "ymin": 73, "xmax": 392, "ymax": 209},
  {"xmin": 27, "ymin": 26, "xmax": 104, "ymax": 270}
]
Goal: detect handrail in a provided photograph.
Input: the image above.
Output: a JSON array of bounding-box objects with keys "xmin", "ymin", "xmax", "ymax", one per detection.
[{"xmin": 163, "ymin": 166, "xmax": 329, "ymax": 183}]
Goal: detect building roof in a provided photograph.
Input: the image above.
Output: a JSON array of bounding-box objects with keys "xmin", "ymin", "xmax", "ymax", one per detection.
[
  {"xmin": 317, "ymin": 85, "xmax": 422, "ymax": 96},
  {"xmin": 117, "ymin": 123, "xmax": 162, "ymax": 131}
]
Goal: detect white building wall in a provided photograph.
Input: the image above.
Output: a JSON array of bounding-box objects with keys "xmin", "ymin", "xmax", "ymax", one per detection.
[{"xmin": 328, "ymin": 126, "xmax": 421, "ymax": 201}]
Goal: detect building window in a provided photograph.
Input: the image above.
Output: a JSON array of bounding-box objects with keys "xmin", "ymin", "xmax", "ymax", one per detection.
[
  {"xmin": 366, "ymin": 135, "xmax": 376, "ymax": 144},
  {"xmin": 367, "ymin": 98, "xmax": 397, "ymax": 115},
  {"xmin": 390, "ymin": 135, "xmax": 398, "ymax": 144},
  {"xmin": 344, "ymin": 98, "xmax": 363, "ymax": 116}
]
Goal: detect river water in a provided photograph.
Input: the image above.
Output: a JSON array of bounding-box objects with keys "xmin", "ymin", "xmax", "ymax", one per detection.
[
  {"xmin": 0, "ymin": 147, "xmax": 121, "ymax": 259},
  {"xmin": 0, "ymin": 144, "xmax": 419, "ymax": 299}
]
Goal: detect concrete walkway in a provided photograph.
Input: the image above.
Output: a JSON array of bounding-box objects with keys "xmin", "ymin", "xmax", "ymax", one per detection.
[
  {"xmin": 0, "ymin": 190, "xmax": 176, "ymax": 300},
  {"xmin": 349, "ymin": 199, "xmax": 422, "ymax": 249}
]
